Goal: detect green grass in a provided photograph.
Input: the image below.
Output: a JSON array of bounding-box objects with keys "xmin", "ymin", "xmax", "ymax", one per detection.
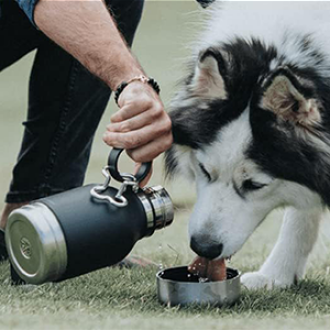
[
  {"xmin": 1, "ymin": 1, "xmax": 330, "ymax": 329},
  {"xmin": 1, "ymin": 210, "xmax": 330, "ymax": 330}
]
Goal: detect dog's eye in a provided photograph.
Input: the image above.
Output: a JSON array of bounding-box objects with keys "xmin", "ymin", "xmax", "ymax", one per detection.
[
  {"xmin": 199, "ymin": 163, "xmax": 212, "ymax": 182},
  {"xmin": 242, "ymin": 180, "xmax": 267, "ymax": 191}
]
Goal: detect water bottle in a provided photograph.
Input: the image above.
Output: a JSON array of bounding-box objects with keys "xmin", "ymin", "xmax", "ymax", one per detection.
[{"xmin": 5, "ymin": 149, "xmax": 174, "ymax": 285}]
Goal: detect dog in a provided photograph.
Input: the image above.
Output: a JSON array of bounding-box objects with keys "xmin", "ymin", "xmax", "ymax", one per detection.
[{"xmin": 165, "ymin": 1, "xmax": 330, "ymax": 289}]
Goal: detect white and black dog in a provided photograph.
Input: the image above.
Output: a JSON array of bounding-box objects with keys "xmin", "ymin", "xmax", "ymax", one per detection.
[{"xmin": 165, "ymin": 1, "xmax": 330, "ymax": 289}]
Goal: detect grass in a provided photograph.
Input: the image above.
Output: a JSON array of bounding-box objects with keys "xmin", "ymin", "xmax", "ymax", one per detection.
[
  {"xmin": 1, "ymin": 210, "xmax": 330, "ymax": 330},
  {"xmin": 1, "ymin": 1, "xmax": 330, "ymax": 329}
]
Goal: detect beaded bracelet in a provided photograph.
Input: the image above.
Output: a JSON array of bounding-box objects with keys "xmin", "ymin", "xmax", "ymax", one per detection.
[{"xmin": 114, "ymin": 75, "xmax": 161, "ymax": 105}]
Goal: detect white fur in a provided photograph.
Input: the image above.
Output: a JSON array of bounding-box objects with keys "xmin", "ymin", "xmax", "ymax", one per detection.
[
  {"xmin": 242, "ymin": 207, "xmax": 322, "ymax": 289},
  {"xmin": 197, "ymin": 1, "xmax": 330, "ymax": 78},
  {"xmin": 173, "ymin": 1, "xmax": 330, "ymax": 290},
  {"xmin": 175, "ymin": 108, "xmax": 323, "ymax": 290}
]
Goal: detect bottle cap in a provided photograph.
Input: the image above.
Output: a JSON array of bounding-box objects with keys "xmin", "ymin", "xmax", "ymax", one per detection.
[
  {"xmin": 5, "ymin": 203, "xmax": 67, "ymax": 284},
  {"xmin": 139, "ymin": 186, "xmax": 174, "ymax": 236}
]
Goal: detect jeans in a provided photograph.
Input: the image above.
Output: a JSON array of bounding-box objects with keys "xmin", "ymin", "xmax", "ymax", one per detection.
[{"xmin": 0, "ymin": 0, "xmax": 145, "ymax": 203}]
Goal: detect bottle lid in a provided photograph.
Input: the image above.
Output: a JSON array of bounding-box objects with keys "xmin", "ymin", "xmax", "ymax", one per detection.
[
  {"xmin": 5, "ymin": 203, "xmax": 67, "ymax": 285},
  {"xmin": 140, "ymin": 186, "xmax": 174, "ymax": 236}
]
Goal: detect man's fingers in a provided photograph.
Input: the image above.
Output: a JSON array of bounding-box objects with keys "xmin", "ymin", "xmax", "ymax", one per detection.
[
  {"xmin": 107, "ymin": 109, "xmax": 158, "ymax": 133},
  {"xmin": 126, "ymin": 132, "xmax": 173, "ymax": 163},
  {"xmin": 111, "ymin": 102, "xmax": 153, "ymax": 123},
  {"xmin": 103, "ymin": 119, "xmax": 172, "ymax": 151}
]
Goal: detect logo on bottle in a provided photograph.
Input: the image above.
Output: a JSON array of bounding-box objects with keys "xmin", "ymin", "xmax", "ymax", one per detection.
[{"xmin": 20, "ymin": 237, "xmax": 32, "ymax": 259}]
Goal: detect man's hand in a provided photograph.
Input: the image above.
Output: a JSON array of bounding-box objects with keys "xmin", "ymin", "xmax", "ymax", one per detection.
[{"xmin": 103, "ymin": 81, "xmax": 173, "ymax": 163}]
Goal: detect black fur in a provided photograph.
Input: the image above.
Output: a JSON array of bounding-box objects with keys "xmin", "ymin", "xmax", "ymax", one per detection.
[
  {"xmin": 196, "ymin": 0, "xmax": 216, "ymax": 9},
  {"xmin": 248, "ymin": 96, "xmax": 330, "ymax": 206},
  {"xmin": 166, "ymin": 36, "xmax": 330, "ymax": 206},
  {"xmin": 166, "ymin": 38, "xmax": 278, "ymax": 175},
  {"xmin": 170, "ymin": 38, "xmax": 278, "ymax": 147}
]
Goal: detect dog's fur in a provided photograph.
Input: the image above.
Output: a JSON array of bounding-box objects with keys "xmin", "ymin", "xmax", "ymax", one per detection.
[{"xmin": 165, "ymin": 1, "xmax": 330, "ymax": 289}]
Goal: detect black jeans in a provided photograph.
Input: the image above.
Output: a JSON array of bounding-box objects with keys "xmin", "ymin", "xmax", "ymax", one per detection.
[{"xmin": 0, "ymin": 0, "xmax": 144, "ymax": 203}]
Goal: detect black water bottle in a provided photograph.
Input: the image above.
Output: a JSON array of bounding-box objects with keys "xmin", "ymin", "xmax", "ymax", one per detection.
[{"xmin": 5, "ymin": 149, "xmax": 174, "ymax": 285}]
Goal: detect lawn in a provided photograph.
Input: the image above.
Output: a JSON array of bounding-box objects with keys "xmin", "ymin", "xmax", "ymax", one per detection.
[
  {"xmin": 1, "ymin": 209, "xmax": 330, "ymax": 330},
  {"xmin": 1, "ymin": 1, "xmax": 330, "ymax": 329}
]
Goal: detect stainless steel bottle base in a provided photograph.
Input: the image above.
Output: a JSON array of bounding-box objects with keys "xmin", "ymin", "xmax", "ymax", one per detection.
[
  {"xmin": 157, "ymin": 266, "xmax": 241, "ymax": 307},
  {"xmin": 5, "ymin": 203, "xmax": 67, "ymax": 285}
]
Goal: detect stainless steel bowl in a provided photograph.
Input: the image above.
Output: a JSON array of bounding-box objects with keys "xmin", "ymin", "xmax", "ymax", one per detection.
[{"xmin": 157, "ymin": 266, "xmax": 241, "ymax": 307}]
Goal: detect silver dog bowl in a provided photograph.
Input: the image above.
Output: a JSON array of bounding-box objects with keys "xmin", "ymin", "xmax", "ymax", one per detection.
[{"xmin": 157, "ymin": 266, "xmax": 241, "ymax": 307}]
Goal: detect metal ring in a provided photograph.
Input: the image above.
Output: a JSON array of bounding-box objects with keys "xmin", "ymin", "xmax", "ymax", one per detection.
[
  {"xmin": 108, "ymin": 148, "xmax": 152, "ymax": 183},
  {"xmin": 90, "ymin": 186, "xmax": 128, "ymax": 208}
]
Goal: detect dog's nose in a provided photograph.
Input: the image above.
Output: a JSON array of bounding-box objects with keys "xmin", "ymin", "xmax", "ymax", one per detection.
[{"xmin": 190, "ymin": 235, "xmax": 223, "ymax": 260}]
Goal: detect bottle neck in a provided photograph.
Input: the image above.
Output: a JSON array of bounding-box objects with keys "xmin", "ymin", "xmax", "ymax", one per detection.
[{"xmin": 137, "ymin": 186, "xmax": 174, "ymax": 237}]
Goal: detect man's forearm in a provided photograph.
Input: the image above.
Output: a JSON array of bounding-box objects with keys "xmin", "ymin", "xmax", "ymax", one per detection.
[
  {"xmin": 34, "ymin": 0, "xmax": 144, "ymax": 90},
  {"xmin": 35, "ymin": 0, "xmax": 173, "ymax": 165}
]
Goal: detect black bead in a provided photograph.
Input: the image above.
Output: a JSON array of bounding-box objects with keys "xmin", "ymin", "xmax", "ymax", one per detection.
[
  {"xmin": 114, "ymin": 82, "xmax": 128, "ymax": 105},
  {"xmin": 148, "ymin": 78, "xmax": 161, "ymax": 94}
]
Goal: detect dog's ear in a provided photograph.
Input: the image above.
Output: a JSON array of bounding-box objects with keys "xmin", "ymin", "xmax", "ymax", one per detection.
[
  {"xmin": 190, "ymin": 49, "xmax": 229, "ymax": 99},
  {"xmin": 260, "ymin": 67, "xmax": 321, "ymax": 127}
]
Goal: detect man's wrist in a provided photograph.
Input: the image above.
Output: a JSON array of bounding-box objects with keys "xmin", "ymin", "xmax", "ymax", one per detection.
[
  {"xmin": 114, "ymin": 75, "xmax": 161, "ymax": 105},
  {"xmin": 110, "ymin": 67, "xmax": 144, "ymax": 91}
]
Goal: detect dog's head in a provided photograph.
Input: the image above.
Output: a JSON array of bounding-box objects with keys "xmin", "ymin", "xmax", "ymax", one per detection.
[{"xmin": 166, "ymin": 39, "xmax": 330, "ymax": 260}]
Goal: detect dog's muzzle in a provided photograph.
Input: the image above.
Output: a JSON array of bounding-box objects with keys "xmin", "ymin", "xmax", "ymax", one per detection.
[{"xmin": 190, "ymin": 235, "xmax": 223, "ymax": 260}]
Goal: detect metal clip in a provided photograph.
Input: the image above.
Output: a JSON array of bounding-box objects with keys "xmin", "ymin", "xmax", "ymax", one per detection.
[
  {"xmin": 90, "ymin": 168, "xmax": 140, "ymax": 208},
  {"xmin": 115, "ymin": 174, "xmax": 139, "ymax": 198}
]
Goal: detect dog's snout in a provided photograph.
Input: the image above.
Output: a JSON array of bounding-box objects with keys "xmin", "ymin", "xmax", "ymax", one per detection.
[{"xmin": 190, "ymin": 235, "xmax": 223, "ymax": 260}]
